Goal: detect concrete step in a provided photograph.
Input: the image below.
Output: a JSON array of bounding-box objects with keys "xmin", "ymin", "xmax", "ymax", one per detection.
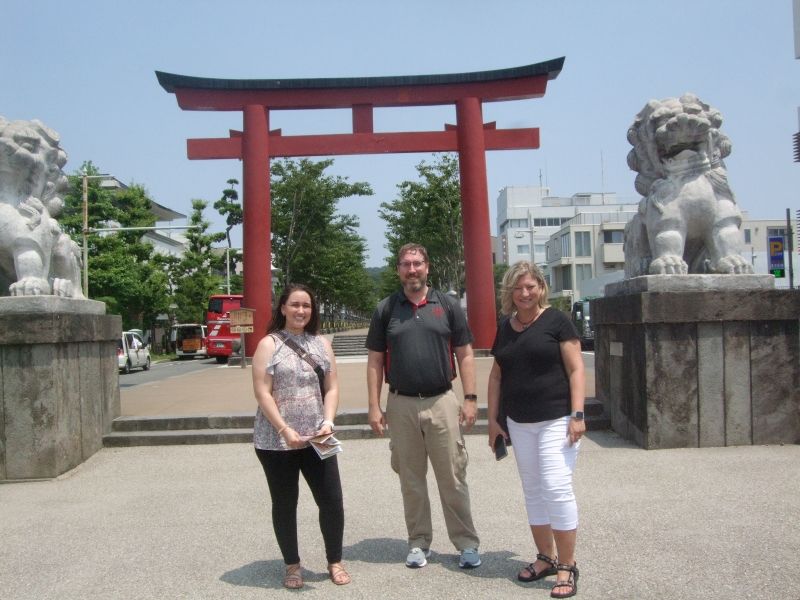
[
  {"xmin": 103, "ymin": 399, "xmax": 609, "ymax": 447},
  {"xmin": 331, "ymin": 334, "xmax": 368, "ymax": 356}
]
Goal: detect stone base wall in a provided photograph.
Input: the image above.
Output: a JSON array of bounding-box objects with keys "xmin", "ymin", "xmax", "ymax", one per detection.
[
  {"xmin": 592, "ymin": 285, "xmax": 799, "ymax": 449},
  {"xmin": 0, "ymin": 307, "xmax": 121, "ymax": 480}
]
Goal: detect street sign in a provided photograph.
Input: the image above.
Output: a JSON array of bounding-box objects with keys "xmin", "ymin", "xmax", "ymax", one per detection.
[
  {"xmin": 768, "ymin": 236, "xmax": 785, "ymax": 278},
  {"xmin": 230, "ymin": 308, "xmax": 255, "ymax": 326},
  {"xmin": 230, "ymin": 325, "xmax": 254, "ymax": 334}
]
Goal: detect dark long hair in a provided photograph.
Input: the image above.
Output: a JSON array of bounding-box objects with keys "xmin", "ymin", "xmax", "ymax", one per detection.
[{"xmin": 267, "ymin": 283, "xmax": 320, "ymax": 334}]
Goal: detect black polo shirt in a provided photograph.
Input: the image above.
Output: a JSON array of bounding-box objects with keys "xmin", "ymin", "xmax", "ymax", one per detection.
[{"xmin": 366, "ymin": 289, "xmax": 473, "ymax": 393}]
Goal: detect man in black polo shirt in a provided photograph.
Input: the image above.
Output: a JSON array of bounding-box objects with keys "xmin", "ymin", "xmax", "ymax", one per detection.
[{"xmin": 366, "ymin": 242, "xmax": 481, "ymax": 570}]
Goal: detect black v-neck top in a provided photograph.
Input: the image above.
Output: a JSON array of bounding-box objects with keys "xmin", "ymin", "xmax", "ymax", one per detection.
[{"xmin": 490, "ymin": 307, "xmax": 579, "ymax": 423}]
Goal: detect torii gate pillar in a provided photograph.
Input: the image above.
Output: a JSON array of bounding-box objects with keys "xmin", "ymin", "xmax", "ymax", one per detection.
[
  {"xmin": 457, "ymin": 97, "xmax": 495, "ymax": 347},
  {"xmin": 242, "ymin": 105, "xmax": 271, "ymax": 345}
]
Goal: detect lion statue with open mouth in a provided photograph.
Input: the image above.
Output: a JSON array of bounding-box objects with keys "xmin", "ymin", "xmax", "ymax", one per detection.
[
  {"xmin": 0, "ymin": 117, "xmax": 84, "ymax": 298},
  {"xmin": 624, "ymin": 93, "xmax": 753, "ymax": 277}
]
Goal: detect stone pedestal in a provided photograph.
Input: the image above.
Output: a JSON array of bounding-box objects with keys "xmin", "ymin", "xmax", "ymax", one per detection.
[
  {"xmin": 0, "ymin": 298, "xmax": 121, "ymax": 481},
  {"xmin": 593, "ymin": 276, "xmax": 799, "ymax": 449}
]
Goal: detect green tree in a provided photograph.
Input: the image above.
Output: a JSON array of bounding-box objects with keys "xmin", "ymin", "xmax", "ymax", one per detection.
[
  {"xmin": 270, "ymin": 158, "xmax": 376, "ymax": 314},
  {"xmin": 213, "ymin": 177, "xmax": 242, "ymax": 291},
  {"xmin": 170, "ymin": 200, "xmax": 226, "ymax": 323},
  {"xmin": 62, "ymin": 162, "xmax": 170, "ymax": 329},
  {"xmin": 379, "ymin": 154, "xmax": 464, "ymax": 297}
]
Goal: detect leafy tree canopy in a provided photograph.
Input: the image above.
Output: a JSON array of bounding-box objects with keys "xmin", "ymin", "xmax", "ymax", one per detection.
[
  {"xmin": 270, "ymin": 158, "xmax": 376, "ymax": 314},
  {"xmin": 169, "ymin": 199, "xmax": 226, "ymax": 323},
  {"xmin": 62, "ymin": 162, "xmax": 169, "ymax": 329},
  {"xmin": 378, "ymin": 154, "xmax": 464, "ymax": 297}
]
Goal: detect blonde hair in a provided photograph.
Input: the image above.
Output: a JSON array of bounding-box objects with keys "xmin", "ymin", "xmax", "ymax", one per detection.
[{"xmin": 499, "ymin": 261, "xmax": 550, "ymax": 315}]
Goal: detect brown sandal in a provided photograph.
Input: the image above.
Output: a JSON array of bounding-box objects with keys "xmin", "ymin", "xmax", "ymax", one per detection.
[
  {"xmin": 551, "ymin": 562, "xmax": 579, "ymax": 598},
  {"xmin": 518, "ymin": 553, "xmax": 558, "ymax": 582},
  {"xmin": 328, "ymin": 562, "xmax": 352, "ymax": 585},
  {"xmin": 283, "ymin": 563, "xmax": 303, "ymax": 590}
]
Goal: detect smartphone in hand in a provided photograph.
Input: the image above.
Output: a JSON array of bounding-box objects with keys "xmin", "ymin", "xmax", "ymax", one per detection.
[{"xmin": 494, "ymin": 435, "xmax": 508, "ymax": 461}]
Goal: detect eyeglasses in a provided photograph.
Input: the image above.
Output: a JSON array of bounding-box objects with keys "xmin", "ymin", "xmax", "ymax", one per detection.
[{"xmin": 398, "ymin": 260, "xmax": 426, "ymax": 269}]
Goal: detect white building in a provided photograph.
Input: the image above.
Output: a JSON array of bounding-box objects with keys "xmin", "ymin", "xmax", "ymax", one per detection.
[
  {"xmin": 740, "ymin": 217, "xmax": 794, "ymax": 290},
  {"xmin": 496, "ymin": 185, "xmax": 792, "ymax": 301},
  {"xmin": 544, "ymin": 213, "xmax": 793, "ymax": 302},
  {"xmin": 544, "ymin": 210, "xmax": 637, "ymax": 302},
  {"xmin": 99, "ymin": 175, "xmax": 188, "ymax": 256},
  {"xmin": 495, "ymin": 186, "xmax": 628, "ymax": 269}
]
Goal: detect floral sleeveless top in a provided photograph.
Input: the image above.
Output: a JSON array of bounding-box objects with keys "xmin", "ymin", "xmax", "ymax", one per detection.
[{"xmin": 253, "ymin": 331, "xmax": 331, "ymax": 451}]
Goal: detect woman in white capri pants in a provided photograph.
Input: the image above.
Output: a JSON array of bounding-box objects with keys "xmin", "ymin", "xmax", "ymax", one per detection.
[{"xmin": 487, "ymin": 261, "xmax": 586, "ymax": 599}]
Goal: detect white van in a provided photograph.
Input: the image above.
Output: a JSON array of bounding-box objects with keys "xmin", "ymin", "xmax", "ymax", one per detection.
[
  {"xmin": 171, "ymin": 324, "xmax": 208, "ymax": 359},
  {"xmin": 118, "ymin": 330, "xmax": 151, "ymax": 373}
]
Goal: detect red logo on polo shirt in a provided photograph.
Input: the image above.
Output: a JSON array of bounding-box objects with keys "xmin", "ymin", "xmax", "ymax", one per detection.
[{"xmin": 432, "ymin": 306, "xmax": 445, "ymax": 318}]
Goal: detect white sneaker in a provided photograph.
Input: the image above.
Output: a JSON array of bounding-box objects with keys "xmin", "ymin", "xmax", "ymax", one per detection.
[
  {"xmin": 405, "ymin": 547, "xmax": 431, "ymax": 568},
  {"xmin": 459, "ymin": 547, "xmax": 481, "ymax": 569}
]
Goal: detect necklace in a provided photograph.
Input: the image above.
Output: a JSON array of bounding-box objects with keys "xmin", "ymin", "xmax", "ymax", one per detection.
[{"xmin": 514, "ymin": 309, "xmax": 541, "ymax": 329}]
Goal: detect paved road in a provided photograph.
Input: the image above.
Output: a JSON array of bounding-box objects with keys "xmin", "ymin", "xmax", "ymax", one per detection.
[{"xmin": 119, "ymin": 356, "xmax": 218, "ymax": 388}]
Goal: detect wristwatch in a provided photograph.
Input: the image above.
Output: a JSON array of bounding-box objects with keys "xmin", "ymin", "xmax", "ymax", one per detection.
[
  {"xmin": 464, "ymin": 394, "xmax": 478, "ymax": 401},
  {"xmin": 570, "ymin": 411, "xmax": 584, "ymax": 421}
]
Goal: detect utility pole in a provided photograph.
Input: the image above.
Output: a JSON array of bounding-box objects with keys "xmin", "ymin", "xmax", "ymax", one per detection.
[
  {"xmin": 788, "ymin": 208, "xmax": 795, "ymax": 289},
  {"xmin": 82, "ymin": 173, "xmax": 89, "ymax": 296}
]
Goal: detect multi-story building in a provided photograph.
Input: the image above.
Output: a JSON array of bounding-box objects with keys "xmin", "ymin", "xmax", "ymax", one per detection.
[
  {"xmin": 99, "ymin": 175, "xmax": 188, "ymax": 256},
  {"xmin": 544, "ymin": 212, "xmax": 793, "ymax": 303},
  {"xmin": 740, "ymin": 217, "xmax": 794, "ymax": 290},
  {"xmin": 544, "ymin": 209, "xmax": 637, "ymax": 303},
  {"xmin": 498, "ymin": 186, "xmax": 795, "ymax": 301},
  {"xmin": 495, "ymin": 186, "xmax": 627, "ymax": 270}
]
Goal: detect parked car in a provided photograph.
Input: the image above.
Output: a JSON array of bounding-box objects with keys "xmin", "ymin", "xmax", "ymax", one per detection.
[
  {"xmin": 171, "ymin": 323, "xmax": 208, "ymax": 359},
  {"xmin": 118, "ymin": 330, "xmax": 151, "ymax": 373}
]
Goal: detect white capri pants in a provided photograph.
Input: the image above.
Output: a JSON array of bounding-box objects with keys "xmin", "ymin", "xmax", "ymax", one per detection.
[{"xmin": 507, "ymin": 415, "xmax": 580, "ymax": 531}]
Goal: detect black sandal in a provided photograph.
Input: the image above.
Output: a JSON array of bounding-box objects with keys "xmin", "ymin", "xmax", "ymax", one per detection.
[
  {"xmin": 517, "ymin": 553, "xmax": 558, "ymax": 582},
  {"xmin": 550, "ymin": 562, "xmax": 579, "ymax": 598}
]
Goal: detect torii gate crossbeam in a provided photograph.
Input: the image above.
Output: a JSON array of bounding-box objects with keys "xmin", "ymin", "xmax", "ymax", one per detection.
[{"xmin": 157, "ymin": 58, "xmax": 564, "ymax": 354}]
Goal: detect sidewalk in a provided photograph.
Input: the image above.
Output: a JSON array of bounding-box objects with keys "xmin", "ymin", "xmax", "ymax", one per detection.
[
  {"xmin": 118, "ymin": 351, "xmax": 594, "ymax": 419},
  {"xmin": 1, "ymin": 432, "xmax": 797, "ymax": 599},
  {"xmin": 1, "ymin": 332, "xmax": 797, "ymax": 599}
]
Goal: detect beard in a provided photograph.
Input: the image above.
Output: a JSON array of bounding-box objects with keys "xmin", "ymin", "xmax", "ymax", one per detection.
[{"xmin": 402, "ymin": 275, "xmax": 426, "ymax": 293}]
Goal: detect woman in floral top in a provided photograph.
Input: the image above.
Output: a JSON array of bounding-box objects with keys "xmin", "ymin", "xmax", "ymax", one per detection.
[{"xmin": 252, "ymin": 283, "xmax": 350, "ymax": 589}]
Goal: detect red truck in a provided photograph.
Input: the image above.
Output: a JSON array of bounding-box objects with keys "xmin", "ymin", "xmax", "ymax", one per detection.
[{"xmin": 205, "ymin": 294, "xmax": 243, "ymax": 363}]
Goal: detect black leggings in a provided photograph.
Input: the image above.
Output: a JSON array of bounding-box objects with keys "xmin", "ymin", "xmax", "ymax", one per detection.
[{"xmin": 255, "ymin": 446, "xmax": 345, "ymax": 565}]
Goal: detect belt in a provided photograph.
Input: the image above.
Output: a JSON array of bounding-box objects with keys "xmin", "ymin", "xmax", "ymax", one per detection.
[{"xmin": 389, "ymin": 384, "xmax": 452, "ymax": 399}]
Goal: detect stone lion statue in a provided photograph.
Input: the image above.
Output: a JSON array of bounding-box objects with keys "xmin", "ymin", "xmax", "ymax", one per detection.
[
  {"xmin": 624, "ymin": 93, "xmax": 753, "ymax": 277},
  {"xmin": 0, "ymin": 117, "xmax": 84, "ymax": 298}
]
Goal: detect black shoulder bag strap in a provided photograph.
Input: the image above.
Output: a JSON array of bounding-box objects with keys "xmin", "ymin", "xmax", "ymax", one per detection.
[{"xmin": 275, "ymin": 331, "xmax": 326, "ymax": 400}]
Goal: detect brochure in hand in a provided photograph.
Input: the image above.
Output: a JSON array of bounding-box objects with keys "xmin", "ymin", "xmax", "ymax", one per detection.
[{"xmin": 307, "ymin": 432, "xmax": 342, "ymax": 460}]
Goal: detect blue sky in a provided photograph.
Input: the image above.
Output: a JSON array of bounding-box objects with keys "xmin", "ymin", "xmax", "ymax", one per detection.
[{"xmin": 3, "ymin": 1, "xmax": 798, "ymax": 266}]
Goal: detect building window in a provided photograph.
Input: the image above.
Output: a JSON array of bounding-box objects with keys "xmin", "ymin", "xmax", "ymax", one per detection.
[
  {"xmin": 560, "ymin": 233, "xmax": 571, "ymax": 257},
  {"xmin": 575, "ymin": 231, "xmax": 591, "ymax": 257},
  {"xmin": 508, "ymin": 218, "xmax": 529, "ymax": 228},
  {"xmin": 603, "ymin": 230, "xmax": 624, "ymax": 243},
  {"xmin": 576, "ymin": 264, "xmax": 592, "ymax": 282},
  {"xmin": 767, "ymin": 227, "xmax": 786, "ymax": 237},
  {"xmin": 560, "ymin": 266, "xmax": 572, "ymax": 291},
  {"xmin": 743, "ymin": 229, "xmax": 751, "ymax": 244},
  {"xmin": 516, "ymin": 244, "xmax": 530, "ymax": 255}
]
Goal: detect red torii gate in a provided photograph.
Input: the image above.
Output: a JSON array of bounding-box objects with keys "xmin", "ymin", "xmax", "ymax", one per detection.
[{"xmin": 157, "ymin": 57, "xmax": 564, "ymax": 354}]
